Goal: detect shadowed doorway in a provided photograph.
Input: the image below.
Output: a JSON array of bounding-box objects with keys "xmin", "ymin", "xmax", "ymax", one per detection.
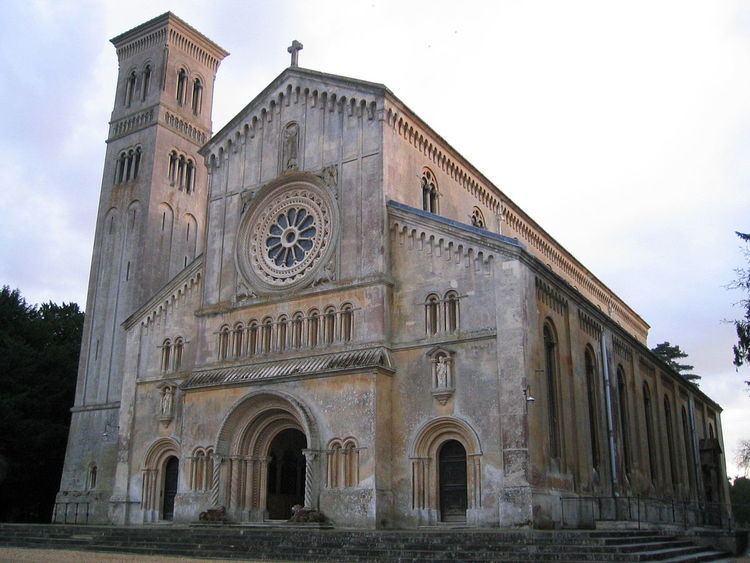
[
  {"xmin": 439, "ymin": 440, "xmax": 467, "ymax": 522},
  {"xmin": 162, "ymin": 456, "xmax": 179, "ymax": 521},
  {"xmin": 266, "ymin": 428, "xmax": 307, "ymax": 520}
]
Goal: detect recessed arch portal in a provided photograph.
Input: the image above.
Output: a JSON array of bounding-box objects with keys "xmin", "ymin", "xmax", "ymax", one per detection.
[
  {"xmin": 214, "ymin": 390, "xmax": 319, "ymax": 521},
  {"xmin": 409, "ymin": 416, "xmax": 482, "ymax": 524}
]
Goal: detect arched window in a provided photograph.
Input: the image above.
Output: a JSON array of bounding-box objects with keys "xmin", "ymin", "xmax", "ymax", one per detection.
[
  {"xmin": 327, "ymin": 440, "xmax": 342, "ymax": 488},
  {"xmin": 88, "ymin": 464, "xmax": 97, "ymax": 490},
  {"xmin": 261, "ymin": 317, "xmax": 273, "ymax": 353},
  {"xmin": 192, "ymin": 78, "xmax": 203, "ymax": 115},
  {"xmin": 218, "ymin": 326, "xmax": 229, "ymax": 360},
  {"xmin": 177, "ymin": 155, "xmax": 186, "ymax": 190},
  {"xmin": 664, "ymin": 395, "xmax": 678, "ymax": 488},
  {"xmin": 681, "ymin": 406, "xmax": 695, "ymax": 491},
  {"xmin": 277, "ymin": 316, "xmax": 288, "ymax": 352},
  {"xmin": 421, "ymin": 169, "xmax": 438, "ymax": 213},
  {"xmin": 173, "ymin": 337, "xmax": 184, "ymax": 372},
  {"xmin": 132, "ymin": 147, "xmax": 141, "ymax": 180},
  {"xmin": 292, "ymin": 313, "xmax": 304, "ymax": 348},
  {"xmin": 168, "ymin": 151, "xmax": 178, "ymax": 184},
  {"xmin": 340, "ymin": 304, "xmax": 353, "ymax": 342},
  {"xmin": 116, "ymin": 152, "xmax": 127, "ymax": 184},
  {"xmin": 643, "ymin": 383, "xmax": 657, "ymax": 482},
  {"xmin": 324, "ymin": 307, "xmax": 336, "ymax": 345},
  {"xmin": 233, "ymin": 323, "xmax": 244, "ymax": 358},
  {"xmin": 185, "ymin": 160, "xmax": 195, "ymax": 193},
  {"xmin": 616, "ymin": 367, "xmax": 631, "ymax": 477},
  {"xmin": 247, "ymin": 321, "xmax": 259, "ymax": 356},
  {"xmin": 124, "ymin": 71, "xmax": 136, "ymax": 107},
  {"xmin": 543, "ymin": 323, "xmax": 560, "ymax": 461},
  {"xmin": 193, "ymin": 449, "xmax": 205, "ymax": 491},
  {"xmin": 176, "ymin": 69, "xmax": 187, "ymax": 105},
  {"xmin": 142, "ymin": 65, "xmax": 151, "ymax": 101},
  {"xmin": 444, "ymin": 291, "xmax": 459, "ymax": 332},
  {"xmin": 343, "ymin": 439, "xmax": 359, "ymax": 487},
  {"xmin": 470, "ymin": 207, "xmax": 485, "ymax": 228},
  {"xmin": 308, "ymin": 310, "xmax": 319, "ymax": 347},
  {"xmin": 161, "ymin": 339, "xmax": 172, "ymax": 372},
  {"xmin": 425, "ymin": 294, "xmax": 440, "ymax": 335},
  {"xmin": 584, "ymin": 348, "xmax": 600, "ymax": 472}
]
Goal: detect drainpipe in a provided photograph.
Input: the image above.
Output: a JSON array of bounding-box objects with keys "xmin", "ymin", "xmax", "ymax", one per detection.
[{"xmin": 600, "ymin": 336, "xmax": 617, "ymax": 495}]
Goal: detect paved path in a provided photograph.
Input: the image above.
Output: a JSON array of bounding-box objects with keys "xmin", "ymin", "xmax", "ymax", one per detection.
[{"xmin": 0, "ymin": 547, "xmax": 268, "ymax": 562}]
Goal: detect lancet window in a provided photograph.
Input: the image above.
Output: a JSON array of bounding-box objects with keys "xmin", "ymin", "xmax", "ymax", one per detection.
[
  {"xmin": 161, "ymin": 339, "xmax": 172, "ymax": 372},
  {"xmin": 168, "ymin": 151, "xmax": 196, "ymax": 193},
  {"xmin": 543, "ymin": 322, "xmax": 561, "ymax": 461},
  {"xmin": 424, "ymin": 291, "xmax": 460, "ymax": 335},
  {"xmin": 214, "ymin": 303, "xmax": 358, "ymax": 361},
  {"xmin": 340, "ymin": 303, "xmax": 353, "ymax": 342},
  {"xmin": 643, "ymin": 382, "xmax": 657, "ymax": 482},
  {"xmin": 173, "ymin": 337, "xmax": 184, "ymax": 372},
  {"xmin": 124, "ymin": 71, "xmax": 137, "ymax": 107},
  {"xmin": 218, "ymin": 326, "xmax": 230, "ymax": 360},
  {"xmin": 664, "ymin": 395, "xmax": 678, "ymax": 488},
  {"xmin": 192, "ymin": 78, "xmax": 203, "ymax": 115},
  {"xmin": 326, "ymin": 437, "xmax": 360, "ymax": 488},
  {"xmin": 617, "ymin": 367, "xmax": 632, "ymax": 476},
  {"xmin": 421, "ymin": 168, "xmax": 438, "ymax": 213},
  {"xmin": 190, "ymin": 447, "xmax": 214, "ymax": 491},
  {"xmin": 87, "ymin": 464, "xmax": 97, "ymax": 490},
  {"xmin": 115, "ymin": 146, "xmax": 141, "ymax": 184},
  {"xmin": 142, "ymin": 65, "xmax": 151, "ymax": 101},
  {"xmin": 584, "ymin": 347, "xmax": 600, "ymax": 472},
  {"xmin": 681, "ymin": 406, "xmax": 695, "ymax": 489},
  {"xmin": 233, "ymin": 323, "xmax": 244, "ymax": 358},
  {"xmin": 176, "ymin": 68, "xmax": 187, "ymax": 105}
]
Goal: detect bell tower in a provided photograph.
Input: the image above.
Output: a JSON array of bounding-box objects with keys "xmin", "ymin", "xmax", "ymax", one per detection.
[{"xmin": 56, "ymin": 13, "xmax": 227, "ymax": 522}]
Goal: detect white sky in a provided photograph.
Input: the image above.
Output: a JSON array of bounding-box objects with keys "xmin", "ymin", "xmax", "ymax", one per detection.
[{"xmin": 0, "ymin": 0, "xmax": 748, "ymax": 477}]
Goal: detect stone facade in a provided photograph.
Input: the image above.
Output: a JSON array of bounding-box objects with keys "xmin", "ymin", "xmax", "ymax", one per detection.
[{"xmin": 56, "ymin": 13, "xmax": 731, "ymax": 529}]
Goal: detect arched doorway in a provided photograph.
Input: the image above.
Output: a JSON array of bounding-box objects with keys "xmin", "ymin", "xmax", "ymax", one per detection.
[
  {"xmin": 266, "ymin": 428, "xmax": 307, "ymax": 519},
  {"xmin": 214, "ymin": 391, "xmax": 320, "ymax": 522},
  {"xmin": 439, "ymin": 440, "xmax": 467, "ymax": 522},
  {"xmin": 162, "ymin": 456, "xmax": 179, "ymax": 521}
]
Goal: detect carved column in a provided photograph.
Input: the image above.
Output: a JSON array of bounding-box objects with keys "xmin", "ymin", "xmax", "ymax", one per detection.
[
  {"xmin": 302, "ymin": 449, "xmax": 319, "ymax": 509},
  {"xmin": 211, "ymin": 455, "xmax": 222, "ymax": 507}
]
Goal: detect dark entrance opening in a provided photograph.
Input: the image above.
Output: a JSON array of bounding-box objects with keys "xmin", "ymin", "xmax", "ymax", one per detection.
[
  {"xmin": 439, "ymin": 439, "xmax": 467, "ymax": 522},
  {"xmin": 162, "ymin": 456, "xmax": 179, "ymax": 521},
  {"xmin": 266, "ymin": 428, "xmax": 307, "ymax": 520}
]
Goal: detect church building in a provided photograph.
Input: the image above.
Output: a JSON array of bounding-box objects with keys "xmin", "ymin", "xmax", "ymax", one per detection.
[{"xmin": 56, "ymin": 13, "xmax": 731, "ymax": 529}]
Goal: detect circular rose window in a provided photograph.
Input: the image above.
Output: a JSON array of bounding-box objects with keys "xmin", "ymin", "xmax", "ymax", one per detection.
[{"xmin": 236, "ymin": 176, "xmax": 337, "ymax": 293}]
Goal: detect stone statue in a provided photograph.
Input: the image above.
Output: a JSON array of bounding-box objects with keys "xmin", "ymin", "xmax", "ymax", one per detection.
[
  {"xmin": 282, "ymin": 122, "xmax": 299, "ymax": 171},
  {"xmin": 161, "ymin": 386, "xmax": 173, "ymax": 417},
  {"xmin": 436, "ymin": 356, "xmax": 449, "ymax": 388}
]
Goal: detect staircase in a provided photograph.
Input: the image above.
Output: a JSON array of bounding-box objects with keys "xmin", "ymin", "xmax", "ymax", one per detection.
[{"xmin": 0, "ymin": 523, "xmax": 732, "ymax": 561}]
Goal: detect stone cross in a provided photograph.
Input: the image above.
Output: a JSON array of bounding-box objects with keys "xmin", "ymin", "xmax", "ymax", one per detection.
[{"xmin": 287, "ymin": 40, "xmax": 303, "ymax": 67}]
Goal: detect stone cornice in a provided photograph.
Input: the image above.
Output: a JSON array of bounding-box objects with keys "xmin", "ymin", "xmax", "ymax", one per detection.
[
  {"xmin": 111, "ymin": 12, "xmax": 228, "ymax": 69},
  {"xmin": 123, "ymin": 255, "xmax": 204, "ymax": 330}
]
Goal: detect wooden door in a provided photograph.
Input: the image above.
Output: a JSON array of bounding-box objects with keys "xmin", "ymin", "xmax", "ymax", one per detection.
[
  {"xmin": 439, "ymin": 440, "xmax": 467, "ymax": 522},
  {"xmin": 162, "ymin": 456, "xmax": 179, "ymax": 521}
]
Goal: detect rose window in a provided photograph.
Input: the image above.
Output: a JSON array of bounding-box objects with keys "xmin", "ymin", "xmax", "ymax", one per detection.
[
  {"xmin": 266, "ymin": 208, "xmax": 316, "ymax": 268},
  {"xmin": 236, "ymin": 180, "xmax": 336, "ymax": 293}
]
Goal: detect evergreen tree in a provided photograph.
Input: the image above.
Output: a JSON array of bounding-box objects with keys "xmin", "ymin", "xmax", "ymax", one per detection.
[
  {"xmin": 0, "ymin": 286, "xmax": 83, "ymax": 522},
  {"xmin": 651, "ymin": 341, "xmax": 700, "ymax": 382},
  {"xmin": 731, "ymin": 232, "xmax": 750, "ymax": 384}
]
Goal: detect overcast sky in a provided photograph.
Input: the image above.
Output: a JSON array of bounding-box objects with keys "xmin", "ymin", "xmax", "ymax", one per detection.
[{"xmin": 0, "ymin": 0, "xmax": 748, "ymax": 477}]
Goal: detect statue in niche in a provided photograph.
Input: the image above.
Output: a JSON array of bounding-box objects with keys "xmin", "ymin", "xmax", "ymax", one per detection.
[
  {"xmin": 436, "ymin": 356, "xmax": 449, "ymax": 389},
  {"xmin": 281, "ymin": 122, "xmax": 300, "ymax": 171},
  {"xmin": 161, "ymin": 386, "xmax": 174, "ymax": 418},
  {"xmin": 429, "ymin": 349, "xmax": 455, "ymax": 405}
]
